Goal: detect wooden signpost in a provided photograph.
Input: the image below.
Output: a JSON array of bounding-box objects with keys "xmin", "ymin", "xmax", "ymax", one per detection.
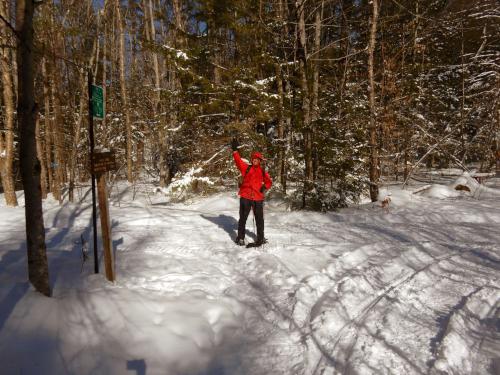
[
  {"xmin": 88, "ymin": 70, "xmax": 116, "ymax": 282},
  {"xmin": 91, "ymin": 151, "xmax": 116, "ymax": 282},
  {"xmin": 496, "ymin": 150, "xmax": 500, "ymax": 177}
]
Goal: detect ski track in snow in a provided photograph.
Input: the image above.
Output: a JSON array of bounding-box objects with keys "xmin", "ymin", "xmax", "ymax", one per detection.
[{"xmin": 1, "ymin": 181, "xmax": 500, "ymax": 374}]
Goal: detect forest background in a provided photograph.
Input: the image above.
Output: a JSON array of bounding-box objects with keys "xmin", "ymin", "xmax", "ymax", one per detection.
[{"xmin": 0, "ymin": 0, "xmax": 499, "ymax": 212}]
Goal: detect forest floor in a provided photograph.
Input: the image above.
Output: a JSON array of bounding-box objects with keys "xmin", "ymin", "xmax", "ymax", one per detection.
[{"xmin": 0, "ymin": 174, "xmax": 499, "ymax": 375}]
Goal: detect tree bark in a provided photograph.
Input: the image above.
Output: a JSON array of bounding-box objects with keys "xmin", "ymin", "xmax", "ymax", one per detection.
[
  {"xmin": 50, "ymin": 58, "xmax": 64, "ymax": 203},
  {"xmin": 68, "ymin": 72, "xmax": 87, "ymax": 202},
  {"xmin": 35, "ymin": 109, "xmax": 48, "ymax": 199},
  {"xmin": 368, "ymin": 0, "xmax": 380, "ymax": 202},
  {"xmin": 310, "ymin": 1, "xmax": 323, "ymax": 181},
  {"xmin": 296, "ymin": 0, "xmax": 313, "ymax": 207},
  {"xmin": 164, "ymin": 0, "xmax": 184, "ymax": 187},
  {"xmin": 275, "ymin": 62, "xmax": 286, "ymax": 190},
  {"xmin": 42, "ymin": 58, "xmax": 54, "ymax": 197},
  {"xmin": 275, "ymin": 0, "xmax": 288, "ymax": 193},
  {"xmin": 143, "ymin": 0, "xmax": 166, "ymax": 186},
  {"xmin": 49, "ymin": 2, "xmax": 66, "ymax": 201},
  {"xmin": 114, "ymin": 0, "xmax": 133, "ymax": 182},
  {"xmin": 172, "ymin": 0, "xmax": 184, "ymax": 46},
  {"xmin": 16, "ymin": 0, "xmax": 51, "ymax": 297},
  {"xmin": 0, "ymin": 0, "xmax": 18, "ymax": 206},
  {"xmin": 101, "ymin": 0, "xmax": 108, "ymax": 132}
]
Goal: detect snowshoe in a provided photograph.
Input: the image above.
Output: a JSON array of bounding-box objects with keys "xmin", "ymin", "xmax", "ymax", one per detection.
[{"xmin": 246, "ymin": 238, "xmax": 267, "ymax": 248}]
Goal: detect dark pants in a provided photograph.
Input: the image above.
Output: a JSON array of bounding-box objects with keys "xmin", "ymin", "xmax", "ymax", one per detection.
[{"xmin": 238, "ymin": 198, "xmax": 264, "ymax": 242}]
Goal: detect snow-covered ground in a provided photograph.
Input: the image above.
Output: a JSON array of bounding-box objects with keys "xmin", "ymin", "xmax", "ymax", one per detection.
[{"xmin": 0, "ymin": 175, "xmax": 499, "ymax": 375}]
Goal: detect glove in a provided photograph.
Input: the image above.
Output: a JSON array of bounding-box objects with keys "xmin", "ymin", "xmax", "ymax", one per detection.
[
  {"xmin": 231, "ymin": 138, "xmax": 239, "ymax": 152},
  {"xmin": 260, "ymin": 167, "xmax": 267, "ymax": 193}
]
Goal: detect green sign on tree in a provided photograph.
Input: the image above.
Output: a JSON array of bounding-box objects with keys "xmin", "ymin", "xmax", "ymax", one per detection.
[{"xmin": 91, "ymin": 85, "xmax": 104, "ymax": 119}]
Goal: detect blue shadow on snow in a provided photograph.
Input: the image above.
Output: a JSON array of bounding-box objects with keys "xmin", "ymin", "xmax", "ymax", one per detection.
[{"xmin": 200, "ymin": 214, "xmax": 256, "ymax": 242}]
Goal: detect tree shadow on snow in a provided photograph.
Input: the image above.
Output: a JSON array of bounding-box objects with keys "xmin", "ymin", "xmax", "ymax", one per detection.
[
  {"xmin": 0, "ymin": 238, "xmax": 31, "ymax": 331},
  {"xmin": 47, "ymin": 200, "xmax": 122, "ymax": 288},
  {"xmin": 127, "ymin": 359, "xmax": 146, "ymax": 375},
  {"xmin": 0, "ymin": 280, "xmax": 29, "ymax": 331},
  {"xmin": 47, "ymin": 203, "xmax": 94, "ymax": 288},
  {"xmin": 200, "ymin": 214, "xmax": 256, "ymax": 242}
]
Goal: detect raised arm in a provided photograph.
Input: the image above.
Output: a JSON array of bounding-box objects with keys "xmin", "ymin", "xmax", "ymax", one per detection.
[{"xmin": 233, "ymin": 151, "xmax": 248, "ymax": 175}]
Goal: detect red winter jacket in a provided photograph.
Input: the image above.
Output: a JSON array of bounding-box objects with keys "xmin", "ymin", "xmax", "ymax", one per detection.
[{"xmin": 233, "ymin": 151, "xmax": 272, "ymax": 201}]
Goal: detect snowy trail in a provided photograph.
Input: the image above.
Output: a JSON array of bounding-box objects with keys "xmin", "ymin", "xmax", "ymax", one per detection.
[{"xmin": 1, "ymin": 181, "xmax": 500, "ymax": 374}]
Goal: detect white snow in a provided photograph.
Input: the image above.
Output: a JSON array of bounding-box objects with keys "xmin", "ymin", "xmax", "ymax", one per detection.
[
  {"xmin": 162, "ymin": 45, "xmax": 189, "ymax": 61},
  {"xmin": 1, "ymin": 175, "xmax": 499, "ymax": 374},
  {"xmin": 234, "ymin": 80, "xmax": 278, "ymax": 99},
  {"xmin": 255, "ymin": 77, "xmax": 275, "ymax": 85}
]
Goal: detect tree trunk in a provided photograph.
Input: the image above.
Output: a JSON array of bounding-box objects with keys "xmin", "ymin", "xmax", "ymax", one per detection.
[
  {"xmin": 42, "ymin": 58, "xmax": 54, "ymax": 197},
  {"xmin": 16, "ymin": 0, "xmax": 51, "ymax": 297},
  {"xmin": 310, "ymin": 1, "xmax": 323, "ymax": 181},
  {"xmin": 145, "ymin": 0, "xmax": 165, "ymax": 185},
  {"xmin": 101, "ymin": 1, "xmax": 108, "ymax": 132},
  {"xmin": 296, "ymin": 0, "xmax": 313, "ymax": 207},
  {"xmin": 115, "ymin": 0, "xmax": 133, "ymax": 182},
  {"xmin": 48, "ymin": 2, "xmax": 66, "ymax": 202},
  {"xmin": 460, "ymin": 22, "xmax": 466, "ymax": 163},
  {"xmin": 0, "ymin": 0, "xmax": 18, "ymax": 206},
  {"xmin": 130, "ymin": 22, "xmax": 142, "ymax": 180},
  {"xmin": 275, "ymin": 62, "xmax": 286, "ymax": 191},
  {"xmin": 172, "ymin": 0, "xmax": 184, "ymax": 46},
  {"xmin": 69, "ymin": 72, "xmax": 87, "ymax": 202},
  {"xmin": 35, "ymin": 110, "xmax": 48, "ymax": 199},
  {"xmin": 50, "ymin": 59, "xmax": 64, "ymax": 203},
  {"xmin": 275, "ymin": 0, "xmax": 289, "ymax": 193},
  {"xmin": 367, "ymin": 0, "xmax": 380, "ymax": 202},
  {"xmin": 162, "ymin": 0, "xmax": 184, "ymax": 187}
]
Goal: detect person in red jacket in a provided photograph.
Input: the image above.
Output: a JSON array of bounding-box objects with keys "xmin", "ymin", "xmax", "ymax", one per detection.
[{"xmin": 232, "ymin": 138, "xmax": 272, "ymax": 247}]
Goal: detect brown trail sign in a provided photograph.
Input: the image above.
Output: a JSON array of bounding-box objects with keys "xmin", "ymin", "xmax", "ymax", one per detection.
[{"xmin": 91, "ymin": 151, "xmax": 117, "ymax": 174}]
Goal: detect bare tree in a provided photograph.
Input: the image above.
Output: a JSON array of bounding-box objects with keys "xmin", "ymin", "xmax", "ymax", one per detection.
[
  {"xmin": 311, "ymin": 1, "xmax": 323, "ymax": 180},
  {"xmin": 41, "ymin": 57, "xmax": 53, "ymax": 197},
  {"xmin": 0, "ymin": 0, "xmax": 18, "ymax": 206},
  {"xmin": 114, "ymin": 0, "xmax": 133, "ymax": 182},
  {"xmin": 275, "ymin": 0, "xmax": 289, "ymax": 192},
  {"xmin": 295, "ymin": 0, "xmax": 313, "ymax": 207},
  {"xmin": 367, "ymin": 0, "xmax": 380, "ymax": 202},
  {"xmin": 16, "ymin": 0, "xmax": 51, "ymax": 296},
  {"xmin": 144, "ymin": 0, "xmax": 166, "ymax": 186}
]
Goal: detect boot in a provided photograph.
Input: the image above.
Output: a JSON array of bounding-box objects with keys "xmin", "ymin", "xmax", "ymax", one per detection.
[{"xmin": 246, "ymin": 238, "xmax": 266, "ymax": 248}]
